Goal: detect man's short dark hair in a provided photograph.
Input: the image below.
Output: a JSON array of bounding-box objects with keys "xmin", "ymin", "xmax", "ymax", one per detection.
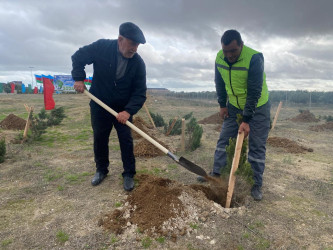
[{"xmin": 221, "ymin": 30, "xmax": 243, "ymax": 46}]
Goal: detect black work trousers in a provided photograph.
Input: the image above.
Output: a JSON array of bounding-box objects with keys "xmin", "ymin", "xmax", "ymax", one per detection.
[{"xmin": 90, "ymin": 102, "xmax": 135, "ymax": 178}]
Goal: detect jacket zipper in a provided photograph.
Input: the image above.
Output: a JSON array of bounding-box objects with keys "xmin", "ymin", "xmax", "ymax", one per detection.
[{"xmin": 228, "ymin": 66, "xmax": 241, "ymax": 109}]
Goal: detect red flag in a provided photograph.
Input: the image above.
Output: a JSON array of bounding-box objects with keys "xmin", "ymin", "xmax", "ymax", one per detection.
[
  {"xmin": 42, "ymin": 75, "xmax": 55, "ymax": 110},
  {"xmin": 10, "ymin": 83, "xmax": 15, "ymax": 93},
  {"xmin": 33, "ymin": 86, "xmax": 38, "ymax": 94}
]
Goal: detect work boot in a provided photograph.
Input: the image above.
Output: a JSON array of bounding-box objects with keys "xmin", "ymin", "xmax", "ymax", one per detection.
[
  {"xmin": 251, "ymin": 185, "xmax": 263, "ymax": 201},
  {"xmin": 197, "ymin": 172, "xmax": 220, "ymax": 183},
  {"xmin": 123, "ymin": 176, "xmax": 134, "ymax": 191},
  {"xmin": 91, "ymin": 172, "xmax": 107, "ymax": 186}
]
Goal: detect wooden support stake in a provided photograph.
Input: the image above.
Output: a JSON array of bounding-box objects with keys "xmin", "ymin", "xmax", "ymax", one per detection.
[
  {"xmin": 165, "ymin": 116, "xmax": 178, "ymax": 136},
  {"xmin": 181, "ymin": 118, "xmax": 185, "ymax": 152},
  {"xmin": 225, "ymin": 132, "xmax": 244, "ymax": 208},
  {"xmin": 143, "ymin": 103, "xmax": 156, "ymax": 129},
  {"xmin": 271, "ymin": 101, "xmax": 283, "ymax": 130},
  {"xmin": 24, "ymin": 104, "xmax": 30, "ymax": 112},
  {"xmin": 23, "ymin": 106, "xmax": 33, "ymax": 141}
]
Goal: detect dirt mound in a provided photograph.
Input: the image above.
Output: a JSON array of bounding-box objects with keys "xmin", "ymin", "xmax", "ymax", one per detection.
[
  {"xmin": 267, "ymin": 137, "xmax": 313, "ymax": 153},
  {"xmin": 0, "ymin": 114, "xmax": 26, "ymax": 130},
  {"xmin": 134, "ymin": 138, "xmax": 167, "ymax": 157},
  {"xmin": 198, "ymin": 112, "xmax": 223, "ymax": 125},
  {"xmin": 132, "ymin": 116, "xmax": 152, "ymax": 139},
  {"xmin": 133, "ymin": 116, "xmax": 154, "ymax": 129},
  {"xmin": 290, "ymin": 110, "xmax": 319, "ymax": 122},
  {"xmin": 309, "ymin": 121, "xmax": 333, "ymax": 132},
  {"xmin": 99, "ymin": 174, "xmax": 229, "ymax": 239}
]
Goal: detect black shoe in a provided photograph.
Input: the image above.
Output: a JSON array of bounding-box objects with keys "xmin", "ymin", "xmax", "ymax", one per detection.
[
  {"xmin": 123, "ymin": 176, "xmax": 134, "ymax": 191},
  {"xmin": 91, "ymin": 172, "xmax": 107, "ymax": 186},
  {"xmin": 197, "ymin": 172, "xmax": 220, "ymax": 183},
  {"xmin": 251, "ymin": 185, "xmax": 263, "ymax": 201}
]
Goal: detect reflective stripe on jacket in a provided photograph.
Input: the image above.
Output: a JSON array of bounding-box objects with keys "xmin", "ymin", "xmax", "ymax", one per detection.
[{"xmin": 215, "ymin": 45, "xmax": 269, "ymax": 110}]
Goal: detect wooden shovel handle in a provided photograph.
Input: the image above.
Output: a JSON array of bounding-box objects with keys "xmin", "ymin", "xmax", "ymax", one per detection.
[
  {"xmin": 225, "ymin": 131, "xmax": 245, "ymax": 208},
  {"xmin": 84, "ymin": 90, "xmax": 169, "ymax": 154}
]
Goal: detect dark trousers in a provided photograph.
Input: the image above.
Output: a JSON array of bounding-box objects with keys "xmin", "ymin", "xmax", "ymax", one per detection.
[
  {"xmin": 90, "ymin": 102, "xmax": 135, "ymax": 178},
  {"xmin": 213, "ymin": 101, "xmax": 271, "ymax": 187}
]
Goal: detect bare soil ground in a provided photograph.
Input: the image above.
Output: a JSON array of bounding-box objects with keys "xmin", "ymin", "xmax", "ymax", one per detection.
[
  {"xmin": 0, "ymin": 94, "xmax": 332, "ymax": 249},
  {"xmin": 0, "ymin": 114, "xmax": 26, "ymax": 130},
  {"xmin": 198, "ymin": 112, "xmax": 223, "ymax": 125},
  {"xmin": 289, "ymin": 110, "xmax": 319, "ymax": 122},
  {"xmin": 267, "ymin": 137, "xmax": 313, "ymax": 153},
  {"xmin": 309, "ymin": 121, "xmax": 333, "ymax": 132}
]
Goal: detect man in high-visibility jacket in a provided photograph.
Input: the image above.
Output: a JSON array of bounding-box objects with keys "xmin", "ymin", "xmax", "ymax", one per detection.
[{"xmin": 198, "ymin": 30, "xmax": 270, "ymax": 201}]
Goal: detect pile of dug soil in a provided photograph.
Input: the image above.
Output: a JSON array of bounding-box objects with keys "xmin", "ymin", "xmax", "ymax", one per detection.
[
  {"xmin": 133, "ymin": 116, "xmax": 154, "ymax": 129},
  {"xmin": 198, "ymin": 112, "xmax": 223, "ymax": 125},
  {"xmin": 134, "ymin": 138, "xmax": 167, "ymax": 157},
  {"xmin": 99, "ymin": 174, "xmax": 230, "ymax": 240},
  {"xmin": 309, "ymin": 122, "xmax": 333, "ymax": 132},
  {"xmin": 267, "ymin": 137, "xmax": 313, "ymax": 153},
  {"xmin": 0, "ymin": 114, "xmax": 26, "ymax": 130},
  {"xmin": 290, "ymin": 110, "xmax": 319, "ymax": 122},
  {"xmin": 132, "ymin": 116, "xmax": 152, "ymax": 139}
]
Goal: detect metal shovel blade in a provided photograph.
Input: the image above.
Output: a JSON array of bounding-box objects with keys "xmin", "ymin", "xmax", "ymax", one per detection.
[{"xmin": 179, "ymin": 157, "xmax": 208, "ymax": 177}]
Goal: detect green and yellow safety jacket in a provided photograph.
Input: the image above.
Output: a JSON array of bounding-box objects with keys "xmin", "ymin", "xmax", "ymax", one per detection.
[{"xmin": 215, "ymin": 45, "xmax": 269, "ymax": 122}]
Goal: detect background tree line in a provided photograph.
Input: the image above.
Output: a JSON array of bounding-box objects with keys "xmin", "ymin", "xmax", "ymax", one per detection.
[
  {"xmin": 162, "ymin": 90, "xmax": 333, "ymax": 104},
  {"xmin": 3, "ymin": 84, "xmax": 333, "ymax": 105}
]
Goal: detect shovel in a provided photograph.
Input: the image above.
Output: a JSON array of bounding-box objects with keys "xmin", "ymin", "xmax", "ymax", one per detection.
[{"xmin": 84, "ymin": 90, "xmax": 207, "ymax": 177}]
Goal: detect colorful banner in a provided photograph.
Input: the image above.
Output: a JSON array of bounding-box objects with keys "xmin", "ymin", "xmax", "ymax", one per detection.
[
  {"xmin": 10, "ymin": 83, "xmax": 15, "ymax": 93},
  {"xmin": 53, "ymin": 75, "xmax": 91, "ymax": 92},
  {"xmin": 28, "ymin": 84, "xmax": 32, "ymax": 93},
  {"xmin": 33, "ymin": 86, "xmax": 38, "ymax": 94},
  {"xmin": 39, "ymin": 86, "xmax": 43, "ymax": 93},
  {"xmin": 54, "ymin": 75, "xmax": 75, "ymax": 93},
  {"xmin": 42, "ymin": 75, "xmax": 55, "ymax": 110},
  {"xmin": 22, "ymin": 84, "xmax": 26, "ymax": 93},
  {"xmin": 0, "ymin": 83, "xmax": 3, "ymax": 93}
]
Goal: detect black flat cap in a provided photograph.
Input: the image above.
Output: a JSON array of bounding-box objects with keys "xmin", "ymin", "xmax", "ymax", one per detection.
[{"xmin": 119, "ymin": 22, "xmax": 146, "ymax": 44}]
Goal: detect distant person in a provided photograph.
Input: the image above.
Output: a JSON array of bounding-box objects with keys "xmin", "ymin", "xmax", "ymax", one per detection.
[
  {"xmin": 197, "ymin": 30, "xmax": 270, "ymax": 201},
  {"xmin": 71, "ymin": 22, "xmax": 147, "ymax": 191}
]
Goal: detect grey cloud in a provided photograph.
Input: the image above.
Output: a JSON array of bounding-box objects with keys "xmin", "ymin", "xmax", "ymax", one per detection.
[{"xmin": 0, "ymin": 0, "xmax": 332, "ymax": 91}]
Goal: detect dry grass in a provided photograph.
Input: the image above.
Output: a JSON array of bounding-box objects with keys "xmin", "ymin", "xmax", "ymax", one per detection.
[{"xmin": 0, "ymin": 93, "xmax": 332, "ymax": 249}]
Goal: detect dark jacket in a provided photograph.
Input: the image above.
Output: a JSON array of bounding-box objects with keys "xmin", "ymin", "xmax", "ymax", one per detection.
[
  {"xmin": 215, "ymin": 53, "xmax": 265, "ymax": 123},
  {"xmin": 71, "ymin": 39, "xmax": 147, "ymax": 115}
]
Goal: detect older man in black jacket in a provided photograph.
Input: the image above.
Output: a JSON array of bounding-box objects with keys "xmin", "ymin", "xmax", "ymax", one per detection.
[{"xmin": 71, "ymin": 22, "xmax": 147, "ymax": 191}]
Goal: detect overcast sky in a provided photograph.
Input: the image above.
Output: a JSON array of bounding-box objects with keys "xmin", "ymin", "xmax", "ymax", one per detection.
[{"xmin": 0, "ymin": 0, "xmax": 332, "ymax": 92}]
